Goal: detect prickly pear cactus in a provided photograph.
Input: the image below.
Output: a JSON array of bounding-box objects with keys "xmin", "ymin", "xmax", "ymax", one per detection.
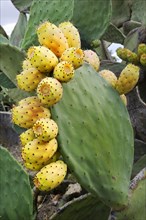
[
  {"xmin": 0, "ymin": 43, "xmax": 25, "ymax": 85},
  {"xmin": 115, "ymin": 169, "xmax": 146, "ymax": 220},
  {"xmin": 50, "ymin": 194, "xmax": 110, "ymax": 220},
  {"xmin": 51, "ymin": 63, "xmax": 134, "ymax": 209},
  {"xmin": 0, "ymin": 146, "xmax": 33, "ymax": 220}
]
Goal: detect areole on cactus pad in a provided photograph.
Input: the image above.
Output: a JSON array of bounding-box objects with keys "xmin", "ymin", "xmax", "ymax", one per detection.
[{"xmin": 51, "ymin": 63, "xmax": 134, "ymax": 209}]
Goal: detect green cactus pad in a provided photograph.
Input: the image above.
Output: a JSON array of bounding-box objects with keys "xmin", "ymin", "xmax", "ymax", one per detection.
[
  {"xmin": 50, "ymin": 194, "xmax": 110, "ymax": 220},
  {"xmin": 51, "ymin": 63, "xmax": 134, "ymax": 209},
  {"xmin": 102, "ymin": 23, "xmax": 125, "ymax": 44},
  {"xmin": 123, "ymin": 21, "xmax": 141, "ymax": 36},
  {"xmin": 124, "ymin": 28, "xmax": 139, "ymax": 51},
  {"xmin": 10, "ymin": 12, "xmax": 27, "ymax": 47},
  {"xmin": 11, "ymin": 0, "xmax": 32, "ymax": 12},
  {"xmin": 2, "ymin": 87, "xmax": 32, "ymax": 103},
  {"xmin": 0, "ymin": 146, "xmax": 33, "ymax": 220},
  {"xmin": 0, "ymin": 43, "xmax": 25, "ymax": 85},
  {"xmin": 72, "ymin": 0, "xmax": 111, "ymax": 43},
  {"xmin": 0, "ymin": 34, "xmax": 9, "ymax": 44},
  {"xmin": 111, "ymin": 0, "xmax": 131, "ymax": 27},
  {"xmin": 115, "ymin": 169, "xmax": 146, "ymax": 220},
  {"xmin": 131, "ymin": 0, "xmax": 146, "ymax": 25},
  {"xmin": 0, "ymin": 72, "xmax": 16, "ymax": 88},
  {"xmin": 132, "ymin": 154, "xmax": 146, "ymax": 178},
  {"xmin": 21, "ymin": 0, "xmax": 74, "ymax": 50}
]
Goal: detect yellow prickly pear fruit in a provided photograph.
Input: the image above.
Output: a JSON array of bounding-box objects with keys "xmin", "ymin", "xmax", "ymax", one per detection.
[
  {"xmin": 22, "ymin": 138, "xmax": 58, "ymax": 171},
  {"xmin": 37, "ymin": 21, "xmax": 69, "ymax": 57},
  {"xmin": 59, "ymin": 21, "xmax": 81, "ymax": 48},
  {"xmin": 27, "ymin": 46, "xmax": 58, "ymax": 73},
  {"xmin": 115, "ymin": 64, "xmax": 140, "ymax": 95},
  {"xmin": 12, "ymin": 98, "xmax": 51, "ymax": 129},
  {"xmin": 37, "ymin": 77, "xmax": 63, "ymax": 106},
  {"xmin": 60, "ymin": 47, "xmax": 84, "ymax": 69},
  {"xmin": 16, "ymin": 68, "xmax": 45, "ymax": 92},
  {"xmin": 84, "ymin": 50, "xmax": 100, "ymax": 71},
  {"xmin": 138, "ymin": 43, "xmax": 146, "ymax": 57},
  {"xmin": 25, "ymin": 151, "xmax": 60, "ymax": 171},
  {"xmin": 53, "ymin": 61, "xmax": 74, "ymax": 82},
  {"xmin": 34, "ymin": 160, "xmax": 67, "ymax": 191},
  {"xmin": 120, "ymin": 94, "xmax": 127, "ymax": 106},
  {"xmin": 99, "ymin": 70, "xmax": 117, "ymax": 88},
  {"xmin": 19, "ymin": 128, "xmax": 35, "ymax": 146},
  {"xmin": 33, "ymin": 118, "xmax": 58, "ymax": 142},
  {"xmin": 18, "ymin": 96, "xmax": 42, "ymax": 107},
  {"xmin": 140, "ymin": 53, "xmax": 146, "ymax": 66},
  {"xmin": 22, "ymin": 59, "xmax": 32, "ymax": 70}
]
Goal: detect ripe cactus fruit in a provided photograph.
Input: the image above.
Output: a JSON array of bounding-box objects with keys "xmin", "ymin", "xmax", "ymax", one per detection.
[
  {"xmin": 16, "ymin": 68, "xmax": 45, "ymax": 92},
  {"xmin": 33, "ymin": 118, "xmax": 58, "ymax": 142},
  {"xmin": 116, "ymin": 48, "xmax": 139, "ymax": 64},
  {"xmin": 19, "ymin": 128, "xmax": 35, "ymax": 146},
  {"xmin": 137, "ymin": 43, "xmax": 146, "ymax": 57},
  {"xmin": 18, "ymin": 96, "xmax": 42, "ymax": 107},
  {"xmin": 115, "ymin": 64, "xmax": 140, "ymax": 95},
  {"xmin": 84, "ymin": 50, "xmax": 100, "ymax": 71},
  {"xmin": 12, "ymin": 98, "xmax": 51, "ymax": 128},
  {"xmin": 22, "ymin": 59, "xmax": 32, "ymax": 70},
  {"xmin": 140, "ymin": 53, "xmax": 146, "ymax": 66},
  {"xmin": 37, "ymin": 21, "xmax": 69, "ymax": 57},
  {"xmin": 33, "ymin": 160, "xmax": 67, "ymax": 191},
  {"xmin": 58, "ymin": 21, "xmax": 81, "ymax": 48},
  {"xmin": 37, "ymin": 77, "xmax": 63, "ymax": 106},
  {"xmin": 60, "ymin": 47, "xmax": 84, "ymax": 69},
  {"xmin": 22, "ymin": 138, "xmax": 58, "ymax": 171},
  {"xmin": 120, "ymin": 94, "xmax": 127, "ymax": 106},
  {"xmin": 53, "ymin": 61, "xmax": 74, "ymax": 82},
  {"xmin": 25, "ymin": 151, "xmax": 60, "ymax": 171},
  {"xmin": 99, "ymin": 70, "xmax": 117, "ymax": 88},
  {"xmin": 27, "ymin": 46, "xmax": 58, "ymax": 72}
]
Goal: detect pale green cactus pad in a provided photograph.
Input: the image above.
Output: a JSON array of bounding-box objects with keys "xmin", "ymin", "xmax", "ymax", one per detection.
[
  {"xmin": 0, "ymin": 146, "xmax": 33, "ymax": 220},
  {"xmin": 50, "ymin": 194, "xmax": 110, "ymax": 220},
  {"xmin": 51, "ymin": 63, "xmax": 134, "ymax": 209},
  {"xmin": 115, "ymin": 169, "xmax": 146, "ymax": 220}
]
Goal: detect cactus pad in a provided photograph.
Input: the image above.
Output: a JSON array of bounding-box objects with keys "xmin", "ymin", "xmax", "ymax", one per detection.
[
  {"xmin": 0, "ymin": 43, "xmax": 25, "ymax": 85},
  {"xmin": 50, "ymin": 194, "xmax": 110, "ymax": 220},
  {"xmin": 72, "ymin": 0, "xmax": 111, "ymax": 42},
  {"xmin": 0, "ymin": 146, "xmax": 33, "ymax": 220},
  {"xmin": 115, "ymin": 169, "xmax": 146, "ymax": 220},
  {"xmin": 51, "ymin": 63, "xmax": 134, "ymax": 209}
]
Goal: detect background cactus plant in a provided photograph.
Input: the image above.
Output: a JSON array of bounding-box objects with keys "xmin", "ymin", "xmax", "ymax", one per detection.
[
  {"xmin": 0, "ymin": 146, "xmax": 33, "ymax": 220},
  {"xmin": 0, "ymin": 0, "xmax": 146, "ymax": 219}
]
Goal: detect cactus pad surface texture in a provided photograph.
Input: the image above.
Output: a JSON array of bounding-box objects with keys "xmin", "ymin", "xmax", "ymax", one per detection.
[
  {"xmin": 0, "ymin": 146, "xmax": 33, "ymax": 220},
  {"xmin": 51, "ymin": 194, "xmax": 110, "ymax": 220},
  {"xmin": 51, "ymin": 63, "xmax": 134, "ymax": 209}
]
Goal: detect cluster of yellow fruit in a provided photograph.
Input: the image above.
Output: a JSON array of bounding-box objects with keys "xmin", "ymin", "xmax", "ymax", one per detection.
[
  {"xmin": 12, "ymin": 21, "xmax": 100, "ymax": 191},
  {"xmin": 99, "ymin": 63, "xmax": 140, "ymax": 106}
]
